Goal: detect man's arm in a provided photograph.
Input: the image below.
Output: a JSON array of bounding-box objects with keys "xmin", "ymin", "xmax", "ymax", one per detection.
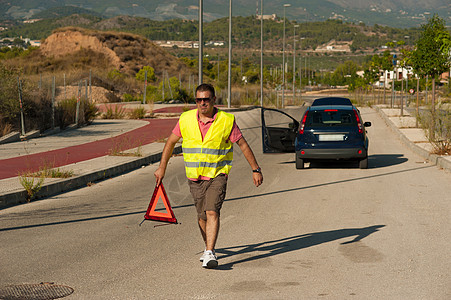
[
  {"xmin": 236, "ymin": 136, "xmax": 263, "ymax": 187},
  {"xmin": 154, "ymin": 133, "xmax": 181, "ymax": 186}
]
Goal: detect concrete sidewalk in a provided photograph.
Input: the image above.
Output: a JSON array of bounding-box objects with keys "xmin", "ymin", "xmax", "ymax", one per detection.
[
  {"xmin": 1, "ymin": 104, "xmax": 450, "ymax": 209},
  {"xmin": 374, "ymin": 105, "xmax": 451, "ymax": 172}
]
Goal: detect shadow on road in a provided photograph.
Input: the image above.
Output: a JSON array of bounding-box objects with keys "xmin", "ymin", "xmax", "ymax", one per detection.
[
  {"xmin": 280, "ymin": 154, "xmax": 408, "ymax": 169},
  {"xmin": 215, "ymin": 225, "xmax": 385, "ymax": 270},
  {"xmin": 367, "ymin": 154, "xmax": 409, "ymax": 168}
]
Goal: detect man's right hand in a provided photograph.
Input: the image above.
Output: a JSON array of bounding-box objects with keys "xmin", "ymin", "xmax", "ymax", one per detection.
[
  {"xmin": 154, "ymin": 167, "xmax": 165, "ymax": 187},
  {"xmin": 153, "ymin": 133, "xmax": 181, "ymax": 187}
]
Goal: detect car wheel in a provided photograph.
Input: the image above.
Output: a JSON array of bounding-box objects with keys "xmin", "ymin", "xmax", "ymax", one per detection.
[
  {"xmin": 359, "ymin": 157, "xmax": 368, "ymax": 169},
  {"xmin": 295, "ymin": 154, "xmax": 304, "ymax": 169}
]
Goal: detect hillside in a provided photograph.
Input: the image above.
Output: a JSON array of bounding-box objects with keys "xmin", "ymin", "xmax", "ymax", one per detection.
[
  {"xmin": 1, "ymin": 26, "xmax": 194, "ymax": 102},
  {"xmin": 0, "ymin": 0, "xmax": 449, "ymax": 28},
  {"xmin": 1, "ymin": 15, "xmax": 423, "ymax": 53},
  {"xmin": 37, "ymin": 27, "xmax": 191, "ymax": 77}
]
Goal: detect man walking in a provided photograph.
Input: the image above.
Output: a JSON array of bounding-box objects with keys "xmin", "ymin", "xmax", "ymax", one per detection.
[{"xmin": 154, "ymin": 83, "xmax": 263, "ymax": 269}]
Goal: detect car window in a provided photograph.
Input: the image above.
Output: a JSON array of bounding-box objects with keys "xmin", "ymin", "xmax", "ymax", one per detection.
[
  {"xmin": 263, "ymin": 109, "xmax": 297, "ymax": 129},
  {"xmin": 306, "ymin": 110, "xmax": 356, "ymax": 127}
]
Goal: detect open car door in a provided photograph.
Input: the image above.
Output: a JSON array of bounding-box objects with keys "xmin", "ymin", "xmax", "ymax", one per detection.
[{"xmin": 261, "ymin": 107, "xmax": 298, "ymax": 153}]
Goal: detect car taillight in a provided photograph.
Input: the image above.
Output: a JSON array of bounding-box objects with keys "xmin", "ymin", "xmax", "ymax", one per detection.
[
  {"xmin": 353, "ymin": 109, "xmax": 363, "ymax": 134},
  {"xmin": 299, "ymin": 112, "xmax": 308, "ymax": 134}
]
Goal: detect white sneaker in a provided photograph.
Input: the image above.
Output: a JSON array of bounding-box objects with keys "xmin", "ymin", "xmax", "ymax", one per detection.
[
  {"xmin": 199, "ymin": 250, "xmax": 216, "ymax": 262},
  {"xmin": 202, "ymin": 252, "xmax": 218, "ymax": 269}
]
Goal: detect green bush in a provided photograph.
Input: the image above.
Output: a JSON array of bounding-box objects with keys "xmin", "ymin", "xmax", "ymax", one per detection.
[
  {"xmin": 57, "ymin": 98, "xmax": 77, "ymax": 127},
  {"xmin": 0, "ymin": 64, "xmax": 59, "ymax": 133},
  {"xmin": 107, "ymin": 69, "xmax": 125, "ymax": 81},
  {"xmin": 83, "ymin": 101, "xmax": 99, "ymax": 124},
  {"xmin": 144, "ymin": 84, "xmax": 162, "ymax": 103},
  {"xmin": 57, "ymin": 98, "xmax": 98, "ymax": 127},
  {"xmin": 123, "ymin": 93, "xmax": 140, "ymax": 102},
  {"xmin": 0, "ymin": 64, "xmax": 20, "ymax": 124},
  {"xmin": 136, "ymin": 66, "xmax": 156, "ymax": 82}
]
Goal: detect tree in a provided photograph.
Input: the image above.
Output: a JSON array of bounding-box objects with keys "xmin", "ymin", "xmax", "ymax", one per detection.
[
  {"xmin": 364, "ymin": 57, "xmax": 381, "ymax": 85},
  {"xmin": 363, "ymin": 58, "xmax": 381, "ymax": 101},
  {"xmin": 135, "ymin": 66, "xmax": 156, "ymax": 82},
  {"xmin": 410, "ymin": 14, "xmax": 451, "ymax": 114},
  {"xmin": 0, "ymin": 64, "xmax": 20, "ymax": 124},
  {"xmin": 374, "ymin": 50, "xmax": 394, "ymax": 104}
]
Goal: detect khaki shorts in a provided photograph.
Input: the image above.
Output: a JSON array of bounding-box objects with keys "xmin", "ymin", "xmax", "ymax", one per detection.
[{"xmin": 188, "ymin": 174, "xmax": 228, "ymax": 221}]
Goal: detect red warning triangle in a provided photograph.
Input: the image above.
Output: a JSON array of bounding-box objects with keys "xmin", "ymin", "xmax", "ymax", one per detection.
[{"xmin": 144, "ymin": 182, "xmax": 177, "ymax": 223}]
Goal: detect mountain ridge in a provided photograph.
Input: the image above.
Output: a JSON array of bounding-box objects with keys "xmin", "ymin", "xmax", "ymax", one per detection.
[{"xmin": 0, "ymin": 0, "xmax": 449, "ymax": 28}]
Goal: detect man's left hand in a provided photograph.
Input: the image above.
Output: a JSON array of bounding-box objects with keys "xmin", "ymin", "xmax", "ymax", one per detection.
[{"xmin": 253, "ymin": 172, "xmax": 263, "ymax": 187}]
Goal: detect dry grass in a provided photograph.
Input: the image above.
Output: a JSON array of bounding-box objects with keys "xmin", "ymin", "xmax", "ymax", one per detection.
[
  {"xmin": 0, "ymin": 121, "xmax": 13, "ymax": 137},
  {"xmin": 108, "ymin": 136, "xmax": 143, "ymax": 157},
  {"xmin": 128, "ymin": 107, "xmax": 147, "ymax": 119},
  {"xmin": 102, "ymin": 105, "xmax": 126, "ymax": 119},
  {"xmin": 417, "ymin": 108, "xmax": 451, "ymax": 155},
  {"xmin": 21, "ymin": 162, "xmax": 75, "ymax": 179}
]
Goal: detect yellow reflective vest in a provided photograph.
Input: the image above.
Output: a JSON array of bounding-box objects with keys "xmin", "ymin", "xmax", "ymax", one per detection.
[{"xmin": 180, "ymin": 109, "xmax": 234, "ymax": 179}]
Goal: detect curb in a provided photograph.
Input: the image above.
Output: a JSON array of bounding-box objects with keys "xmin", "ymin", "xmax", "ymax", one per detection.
[
  {"xmin": 0, "ymin": 132, "xmax": 20, "ymax": 145},
  {"xmin": 374, "ymin": 106, "xmax": 451, "ymax": 172},
  {"xmin": 0, "ymin": 146, "xmax": 182, "ymax": 209}
]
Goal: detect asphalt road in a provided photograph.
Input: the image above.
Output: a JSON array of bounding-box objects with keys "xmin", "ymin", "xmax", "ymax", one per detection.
[{"xmin": 1, "ymin": 108, "xmax": 450, "ymax": 299}]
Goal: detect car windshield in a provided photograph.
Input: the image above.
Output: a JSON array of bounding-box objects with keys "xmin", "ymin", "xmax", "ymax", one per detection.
[{"xmin": 306, "ymin": 109, "xmax": 356, "ymax": 127}]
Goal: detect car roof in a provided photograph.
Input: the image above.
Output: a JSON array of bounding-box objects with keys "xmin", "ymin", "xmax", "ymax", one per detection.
[
  {"xmin": 308, "ymin": 105, "xmax": 356, "ymax": 111},
  {"xmin": 311, "ymin": 97, "xmax": 353, "ymax": 106}
]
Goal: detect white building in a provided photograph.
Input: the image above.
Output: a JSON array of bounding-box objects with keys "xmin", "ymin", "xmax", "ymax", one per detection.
[
  {"xmin": 29, "ymin": 40, "xmax": 41, "ymax": 47},
  {"xmin": 379, "ymin": 66, "xmax": 414, "ymax": 88},
  {"xmin": 256, "ymin": 14, "xmax": 277, "ymax": 21}
]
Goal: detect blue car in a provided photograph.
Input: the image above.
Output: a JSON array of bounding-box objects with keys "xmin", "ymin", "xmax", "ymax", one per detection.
[{"xmin": 261, "ymin": 97, "xmax": 371, "ymax": 169}]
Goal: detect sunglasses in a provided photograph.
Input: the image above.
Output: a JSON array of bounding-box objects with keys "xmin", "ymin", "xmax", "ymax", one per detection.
[{"xmin": 195, "ymin": 97, "xmax": 212, "ymax": 103}]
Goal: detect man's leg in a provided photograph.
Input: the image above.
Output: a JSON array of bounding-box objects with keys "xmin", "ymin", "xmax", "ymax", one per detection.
[
  {"xmin": 198, "ymin": 211, "xmax": 219, "ymax": 251},
  {"xmin": 190, "ymin": 175, "xmax": 226, "ymax": 268},
  {"xmin": 199, "ymin": 211, "xmax": 220, "ymax": 268},
  {"xmin": 198, "ymin": 218, "xmax": 207, "ymax": 245},
  {"xmin": 205, "ymin": 211, "xmax": 220, "ymax": 251}
]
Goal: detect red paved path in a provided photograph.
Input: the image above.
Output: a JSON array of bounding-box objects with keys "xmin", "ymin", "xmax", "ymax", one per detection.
[{"xmin": 0, "ymin": 118, "xmax": 178, "ymax": 180}]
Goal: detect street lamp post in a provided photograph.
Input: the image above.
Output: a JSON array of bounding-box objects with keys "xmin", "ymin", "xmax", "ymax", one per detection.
[
  {"xmin": 292, "ymin": 24, "xmax": 299, "ymax": 103},
  {"xmin": 198, "ymin": 0, "xmax": 203, "ymax": 85},
  {"xmin": 282, "ymin": 3, "xmax": 290, "ymax": 108},
  {"xmin": 227, "ymin": 0, "xmax": 232, "ymax": 108},
  {"xmin": 298, "ymin": 37, "xmax": 304, "ymax": 102}
]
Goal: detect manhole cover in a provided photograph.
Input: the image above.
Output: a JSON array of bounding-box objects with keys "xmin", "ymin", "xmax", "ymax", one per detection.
[{"xmin": 0, "ymin": 283, "xmax": 74, "ymax": 300}]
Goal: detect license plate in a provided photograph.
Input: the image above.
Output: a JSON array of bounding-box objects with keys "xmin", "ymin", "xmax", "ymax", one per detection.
[{"xmin": 318, "ymin": 134, "xmax": 344, "ymax": 141}]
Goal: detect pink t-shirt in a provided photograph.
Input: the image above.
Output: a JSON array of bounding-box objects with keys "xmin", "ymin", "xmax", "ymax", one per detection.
[{"xmin": 172, "ymin": 109, "xmax": 243, "ymax": 181}]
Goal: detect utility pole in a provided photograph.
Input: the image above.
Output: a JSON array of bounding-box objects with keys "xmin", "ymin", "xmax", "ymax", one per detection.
[
  {"xmin": 227, "ymin": 0, "xmax": 232, "ymax": 108},
  {"xmin": 198, "ymin": 0, "xmax": 203, "ymax": 85},
  {"xmin": 282, "ymin": 3, "xmax": 291, "ymax": 108},
  {"xmin": 299, "ymin": 37, "xmax": 304, "ymax": 102},
  {"xmin": 143, "ymin": 70, "xmax": 147, "ymax": 104},
  {"xmin": 293, "ymin": 24, "xmax": 299, "ymax": 104},
  {"xmin": 52, "ymin": 76, "xmax": 55, "ymax": 129},
  {"xmin": 18, "ymin": 77, "xmax": 25, "ymax": 136}
]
